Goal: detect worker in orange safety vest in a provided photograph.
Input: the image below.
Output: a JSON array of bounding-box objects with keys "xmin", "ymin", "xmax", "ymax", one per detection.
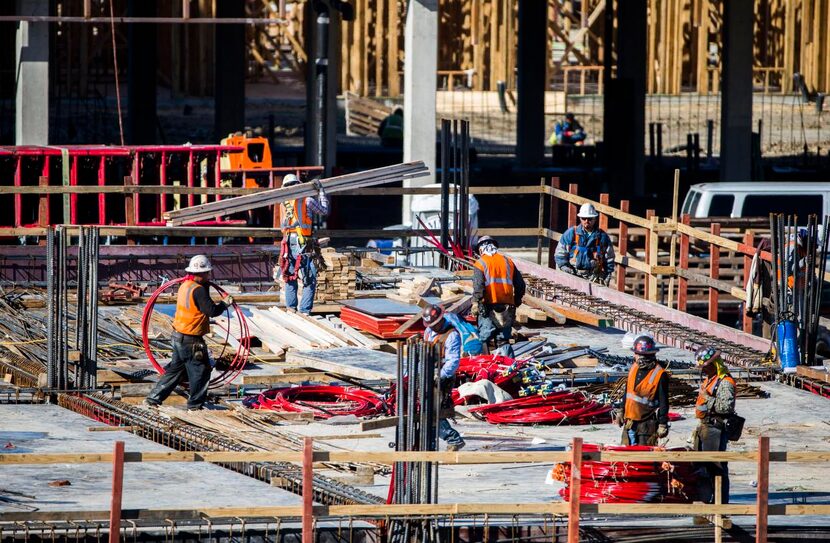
[
  {"xmin": 693, "ymin": 346, "xmax": 737, "ymax": 504},
  {"xmin": 145, "ymin": 255, "xmax": 233, "ymax": 411},
  {"xmin": 618, "ymin": 335, "xmax": 670, "ymax": 446},
  {"xmin": 471, "ymin": 236, "xmax": 525, "ymax": 357}
]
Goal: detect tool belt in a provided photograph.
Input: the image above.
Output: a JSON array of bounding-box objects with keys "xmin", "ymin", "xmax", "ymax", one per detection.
[
  {"xmin": 279, "ymin": 237, "xmax": 328, "ymax": 282},
  {"xmin": 486, "ymin": 303, "xmax": 516, "ymax": 329}
]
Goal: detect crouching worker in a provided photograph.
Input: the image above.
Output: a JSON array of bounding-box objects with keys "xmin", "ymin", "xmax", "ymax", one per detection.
[
  {"xmin": 693, "ymin": 346, "xmax": 738, "ymax": 504},
  {"xmin": 618, "ymin": 335, "xmax": 670, "ymax": 446},
  {"xmin": 145, "ymin": 255, "xmax": 233, "ymax": 411},
  {"xmin": 422, "ymin": 304, "xmax": 483, "ymax": 451}
]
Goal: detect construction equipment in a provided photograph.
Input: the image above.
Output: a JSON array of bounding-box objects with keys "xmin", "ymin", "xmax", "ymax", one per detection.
[
  {"xmin": 219, "ymin": 134, "xmax": 273, "ymax": 188},
  {"xmin": 99, "ymin": 281, "xmax": 146, "ymax": 304}
]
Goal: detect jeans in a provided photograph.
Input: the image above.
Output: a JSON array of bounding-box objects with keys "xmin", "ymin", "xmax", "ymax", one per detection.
[
  {"xmin": 439, "ymin": 419, "xmax": 464, "ymax": 446},
  {"xmin": 146, "ymin": 332, "xmax": 212, "ymax": 410},
  {"xmin": 284, "ymin": 256, "xmax": 317, "ymax": 314},
  {"xmin": 477, "ymin": 311, "xmax": 512, "ymax": 349},
  {"xmin": 696, "ymin": 421, "xmax": 730, "ymax": 504}
]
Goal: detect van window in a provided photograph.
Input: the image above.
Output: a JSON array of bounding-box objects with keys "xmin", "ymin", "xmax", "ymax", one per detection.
[
  {"xmin": 682, "ymin": 190, "xmax": 702, "ymax": 215},
  {"xmin": 741, "ymin": 194, "xmax": 822, "ymax": 223},
  {"xmin": 709, "ymin": 194, "xmax": 734, "ymax": 216}
]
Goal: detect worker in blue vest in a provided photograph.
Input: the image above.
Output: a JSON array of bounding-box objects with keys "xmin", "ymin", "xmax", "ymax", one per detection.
[
  {"xmin": 422, "ymin": 304, "xmax": 482, "ymax": 451},
  {"xmin": 278, "ymin": 174, "xmax": 329, "ymax": 313},
  {"xmin": 378, "ymin": 107, "xmax": 404, "ymax": 147},
  {"xmin": 555, "ymin": 203, "xmax": 615, "ymax": 285}
]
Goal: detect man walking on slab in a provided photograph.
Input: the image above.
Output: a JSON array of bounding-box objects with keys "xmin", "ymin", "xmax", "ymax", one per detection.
[
  {"xmin": 144, "ymin": 255, "xmax": 232, "ymax": 411},
  {"xmin": 618, "ymin": 335, "xmax": 670, "ymax": 446},
  {"xmin": 278, "ymin": 173, "xmax": 329, "ymax": 314}
]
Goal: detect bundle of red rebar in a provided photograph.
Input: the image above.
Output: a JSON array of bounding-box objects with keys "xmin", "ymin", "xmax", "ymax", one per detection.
[
  {"xmin": 467, "ymin": 391, "xmax": 612, "ymax": 425},
  {"xmin": 243, "ymin": 385, "xmax": 390, "ymax": 419},
  {"xmin": 551, "ymin": 443, "xmax": 698, "ymax": 503}
]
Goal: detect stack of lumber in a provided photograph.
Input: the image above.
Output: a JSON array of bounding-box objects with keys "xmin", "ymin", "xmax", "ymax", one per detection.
[
  {"xmin": 214, "ymin": 307, "xmax": 382, "ymax": 359},
  {"xmin": 385, "ymin": 277, "xmax": 437, "ymax": 305},
  {"xmin": 316, "ymin": 248, "xmax": 357, "ymax": 303},
  {"xmin": 345, "ymin": 92, "xmax": 392, "ymax": 136}
]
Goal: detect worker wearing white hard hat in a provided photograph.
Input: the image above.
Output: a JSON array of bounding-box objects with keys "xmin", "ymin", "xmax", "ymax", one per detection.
[
  {"xmin": 554, "ymin": 202, "xmax": 615, "ymax": 285},
  {"xmin": 145, "ymin": 254, "xmax": 233, "ymax": 411},
  {"xmin": 277, "ymin": 172, "xmax": 330, "ymax": 313}
]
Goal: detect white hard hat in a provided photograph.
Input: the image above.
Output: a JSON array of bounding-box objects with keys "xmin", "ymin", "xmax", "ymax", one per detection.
[
  {"xmin": 185, "ymin": 254, "xmax": 212, "ymax": 274},
  {"xmin": 577, "ymin": 203, "xmax": 599, "ymax": 218},
  {"xmin": 282, "ymin": 174, "xmax": 300, "ymax": 187}
]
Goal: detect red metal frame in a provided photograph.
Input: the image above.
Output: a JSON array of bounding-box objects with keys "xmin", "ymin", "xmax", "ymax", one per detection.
[{"xmin": 0, "ymin": 145, "xmax": 321, "ymax": 230}]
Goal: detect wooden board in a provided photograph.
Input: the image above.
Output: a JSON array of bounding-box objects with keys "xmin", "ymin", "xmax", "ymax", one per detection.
[
  {"xmin": 796, "ymin": 365, "xmax": 830, "ymax": 384},
  {"xmin": 286, "ymin": 348, "xmax": 397, "ymax": 381}
]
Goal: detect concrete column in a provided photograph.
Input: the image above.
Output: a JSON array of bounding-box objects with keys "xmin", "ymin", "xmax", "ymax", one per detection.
[
  {"xmin": 15, "ymin": 0, "xmax": 49, "ymax": 145},
  {"xmin": 603, "ymin": 0, "xmax": 646, "ymax": 196},
  {"xmin": 516, "ymin": 0, "xmax": 547, "ymax": 167},
  {"xmin": 402, "ymin": 0, "xmax": 438, "ymax": 224},
  {"xmin": 214, "ymin": 0, "xmax": 245, "ymax": 141},
  {"xmin": 127, "ymin": 0, "xmax": 157, "ymax": 144},
  {"xmin": 720, "ymin": 0, "xmax": 753, "ymax": 181}
]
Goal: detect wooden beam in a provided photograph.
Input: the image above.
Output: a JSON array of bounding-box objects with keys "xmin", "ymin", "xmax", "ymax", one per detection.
[
  {"xmin": 757, "ymin": 436, "xmax": 770, "ymax": 543},
  {"xmin": 109, "ymin": 441, "xmax": 125, "ymax": 543},
  {"xmin": 302, "ymin": 437, "xmax": 313, "ymax": 543},
  {"xmin": 568, "ymin": 437, "xmax": 582, "ymax": 543},
  {"xmin": 522, "ymin": 295, "xmax": 567, "ymax": 324}
]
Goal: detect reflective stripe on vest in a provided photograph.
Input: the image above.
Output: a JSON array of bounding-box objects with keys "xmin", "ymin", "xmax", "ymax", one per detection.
[
  {"xmin": 623, "ymin": 363, "xmax": 665, "ymax": 421},
  {"xmin": 473, "ymin": 254, "xmax": 515, "ymax": 305},
  {"xmin": 282, "ymin": 198, "xmax": 312, "ymax": 238},
  {"xmin": 695, "ymin": 374, "xmax": 736, "ymax": 419},
  {"xmin": 570, "ymin": 230, "xmax": 604, "ymax": 270},
  {"xmin": 172, "ymin": 280, "xmax": 209, "ymax": 336}
]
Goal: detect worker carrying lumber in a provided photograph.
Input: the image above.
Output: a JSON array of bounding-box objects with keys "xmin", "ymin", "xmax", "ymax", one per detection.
[
  {"xmin": 278, "ymin": 173, "xmax": 329, "ymax": 314},
  {"xmin": 471, "ymin": 236, "xmax": 526, "ymax": 358},
  {"xmin": 554, "ymin": 203, "xmax": 615, "ymax": 286},
  {"xmin": 378, "ymin": 107, "xmax": 404, "ymax": 147},
  {"xmin": 422, "ymin": 304, "xmax": 474, "ymax": 451},
  {"xmin": 144, "ymin": 255, "xmax": 233, "ymax": 411},
  {"xmin": 692, "ymin": 346, "xmax": 739, "ymax": 504},
  {"xmin": 617, "ymin": 335, "xmax": 670, "ymax": 446}
]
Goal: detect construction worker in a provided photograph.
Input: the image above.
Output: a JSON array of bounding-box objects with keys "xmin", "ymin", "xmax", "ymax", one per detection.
[
  {"xmin": 693, "ymin": 346, "xmax": 737, "ymax": 504},
  {"xmin": 554, "ymin": 203, "xmax": 615, "ymax": 286},
  {"xmin": 378, "ymin": 107, "xmax": 404, "ymax": 147},
  {"xmin": 549, "ymin": 112, "xmax": 587, "ymax": 145},
  {"xmin": 278, "ymin": 173, "xmax": 329, "ymax": 314},
  {"xmin": 422, "ymin": 304, "xmax": 478, "ymax": 451},
  {"xmin": 619, "ymin": 335, "xmax": 670, "ymax": 446},
  {"xmin": 471, "ymin": 236, "xmax": 526, "ymax": 357},
  {"xmin": 144, "ymin": 255, "xmax": 233, "ymax": 411}
]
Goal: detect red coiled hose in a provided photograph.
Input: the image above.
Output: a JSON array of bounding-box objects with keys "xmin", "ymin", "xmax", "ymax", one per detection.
[
  {"xmin": 244, "ymin": 385, "xmax": 391, "ymax": 419},
  {"xmin": 467, "ymin": 392, "xmax": 612, "ymax": 425},
  {"xmin": 141, "ymin": 277, "xmax": 250, "ymax": 388}
]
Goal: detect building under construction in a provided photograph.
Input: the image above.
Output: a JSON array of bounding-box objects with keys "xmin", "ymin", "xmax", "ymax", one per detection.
[{"xmin": 2, "ymin": 1, "xmax": 830, "ymax": 543}]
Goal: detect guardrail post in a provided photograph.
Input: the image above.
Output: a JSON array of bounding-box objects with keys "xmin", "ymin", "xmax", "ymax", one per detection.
[
  {"xmin": 537, "ymin": 178, "xmax": 546, "ymax": 264},
  {"xmin": 616, "ymin": 200, "xmax": 629, "ymax": 292},
  {"xmin": 567, "ymin": 184, "xmax": 578, "ymax": 227},
  {"xmin": 124, "ymin": 176, "xmax": 136, "ymax": 246},
  {"xmin": 742, "ymin": 231, "xmax": 754, "ymax": 333},
  {"xmin": 303, "ymin": 437, "xmax": 314, "ymax": 543},
  {"xmin": 756, "ymin": 436, "xmax": 769, "ymax": 543},
  {"xmin": 568, "ymin": 437, "xmax": 583, "ymax": 543},
  {"xmin": 547, "ymin": 177, "xmax": 561, "ymax": 268},
  {"xmin": 598, "ymin": 193, "xmax": 609, "ymax": 232},
  {"xmin": 109, "ymin": 440, "xmax": 125, "ymax": 543},
  {"xmin": 709, "ymin": 223, "xmax": 721, "ymax": 322},
  {"xmin": 678, "ymin": 214, "xmax": 690, "ymax": 312},
  {"xmin": 646, "ymin": 212, "xmax": 658, "ymax": 302}
]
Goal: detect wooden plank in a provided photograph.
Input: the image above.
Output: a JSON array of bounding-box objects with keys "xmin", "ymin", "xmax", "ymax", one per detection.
[
  {"xmin": 533, "ymin": 300, "xmax": 612, "ymax": 328},
  {"xmin": 302, "ymin": 437, "xmax": 313, "ymax": 543},
  {"xmin": 645, "ymin": 211, "xmax": 657, "ymax": 301},
  {"xmin": 796, "ymin": 365, "xmax": 830, "ymax": 384},
  {"xmin": 109, "ymin": 441, "xmax": 125, "ymax": 543},
  {"xmin": 359, "ymin": 416, "xmax": 399, "ymax": 431},
  {"xmin": 241, "ymin": 373, "xmax": 339, "ymax": 385},
  {"xmin": 522, "ymin": 295, "xmax": 567, "ymax": 324},
  {"xmin": 568, "ymin": 437, "xmax": 583, "ymax": 543},
  {"xmin": 678, "ymin": 214, "xmax": 690, "ymax": 311},
  {"xmin": 88, "ymin": 426, "xmax": 138, "ymax": 432}
]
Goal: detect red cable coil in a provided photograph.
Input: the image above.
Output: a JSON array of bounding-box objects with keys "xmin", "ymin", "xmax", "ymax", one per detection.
[
  {"xmin": 141, "ymin": 277, "xmax": 250, "ymax": 388},
  {"xmin": 245, "ymin": 385, "xmax": 390, "ymax": 419},
  {"xmin": 467, "ymin": 392, "xmax": 612, "ymax": 425}
]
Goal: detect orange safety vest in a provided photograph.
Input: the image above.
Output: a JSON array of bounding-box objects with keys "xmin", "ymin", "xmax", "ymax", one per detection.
[
  {"xmin": 172, "ymin": 279, "xmax": 210, "ymax": 336},
  {"xmin": 282, "ymin": 198, "xmax": 312, "ymax": 238},
  {"xmin": 473, "ymin": 253, "xmax": 515, "ymax": 305},
  {"xmin": 624, "ymin": 362, "xmax": 665, "ymax": 421},
  {"xmin": 695, "ymin": 374, "xmax": 736, "ymax": 419}
]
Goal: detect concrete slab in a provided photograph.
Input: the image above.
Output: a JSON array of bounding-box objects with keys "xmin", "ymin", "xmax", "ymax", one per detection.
[{"xmin": 0, "ymin": 404, "xmax": 301, "ymax": 513}]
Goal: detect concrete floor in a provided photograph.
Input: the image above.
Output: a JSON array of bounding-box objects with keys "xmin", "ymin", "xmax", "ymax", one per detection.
[{"xmin": 0, "ymin": 404, "xmax": 300, "ymax": 514}]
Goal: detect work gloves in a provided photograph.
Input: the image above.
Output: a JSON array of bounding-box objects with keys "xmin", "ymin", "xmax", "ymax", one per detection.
[
  {"xmin": 222, "ymin": 294, "xmax": 235, "ymax": 307},
  {"xmin": 657, "ymin": 424, "xmax": 670, "ymax": 439},
  {"xmin": 559, "ymin": 263, "xmax": 576, "ymax": 275},
  {"xmin": 312, "ymin": 178, "xmax": 324, "ymax": 192},
  {"xmin": 470, "ymin": 302, "xmax": 480, "ymax": 317}
]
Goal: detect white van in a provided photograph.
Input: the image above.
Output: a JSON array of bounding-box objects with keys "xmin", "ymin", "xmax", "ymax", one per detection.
[{"xmin": 681, "ymin": 182, "xmax": 830, "ymax": 222}]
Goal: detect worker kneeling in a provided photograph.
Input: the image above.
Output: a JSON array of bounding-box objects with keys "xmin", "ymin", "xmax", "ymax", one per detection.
[
  {"xmin": 422, "ymin": 304, "xmax": 482, "ymax": 451},
  {"xmin": 144, "ymin": 255, "xmax": 233, "ymax": 411},
  {"xmin": 618, "ymin": 335, "xmax": 670, "ymax": 446},
  {"xmin": 693, "ymin": 346, "xmax": 740, "ymax": 504}
]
